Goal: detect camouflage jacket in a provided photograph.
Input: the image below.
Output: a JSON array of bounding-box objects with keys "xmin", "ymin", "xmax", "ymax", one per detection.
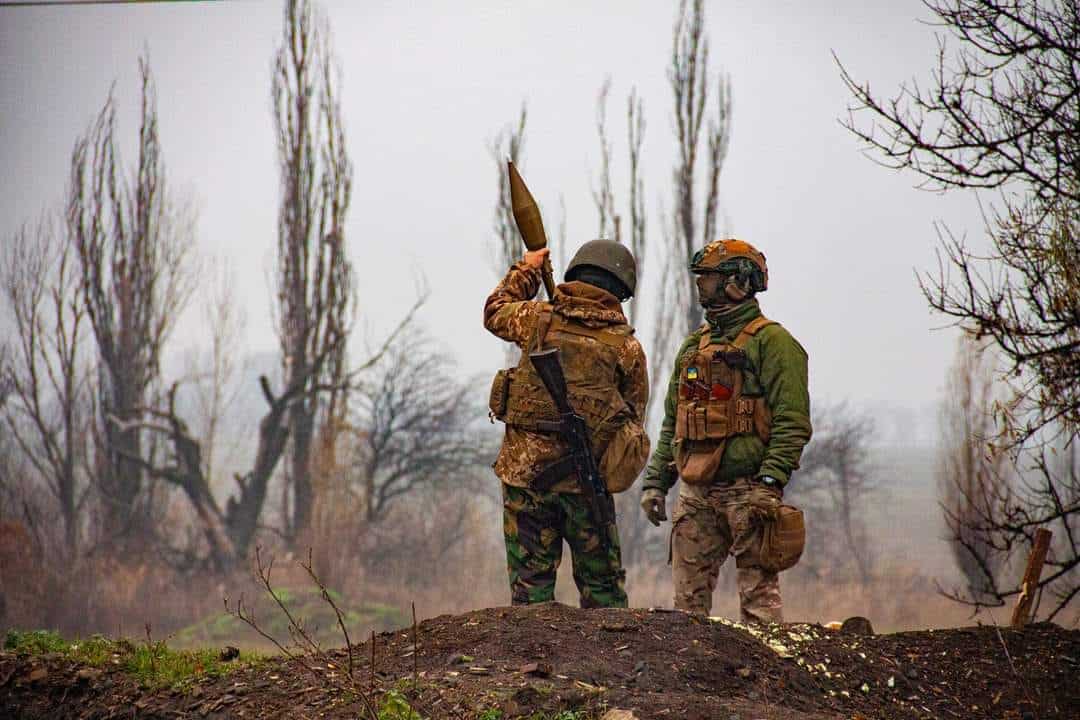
[
  {"xmin": 484, "ymin": 261, "xmax": 649, "ymax": 492},
  {"xmin": 643, "ymin": 299, "xmax": 811, "ymax": 494}
]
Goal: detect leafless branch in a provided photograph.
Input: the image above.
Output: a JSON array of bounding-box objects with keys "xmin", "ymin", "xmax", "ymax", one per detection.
[
  {"xmin": 838, "ymin": 0, "xmax": 1079, "ymax": 619},
  {"xmin": 225, "ymin": 545, "xmax": 378, "ymax": 720}
]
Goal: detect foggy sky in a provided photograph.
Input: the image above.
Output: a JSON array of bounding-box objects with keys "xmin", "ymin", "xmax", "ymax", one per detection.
[{"xmin": 0, "ymin": 1, "xmax": 986, "ymax": 448}]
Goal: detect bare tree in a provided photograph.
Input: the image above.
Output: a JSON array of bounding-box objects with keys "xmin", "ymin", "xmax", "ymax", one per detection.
[
  {"xmin": 789, "ymin": 403, "xmax": 878, "ymax": 585},
  {"xmin": 838, "ymin": 0, "xmax": 1079, "ymax": 619},
  {"xmin": 109, "ymin": 343, "xmax": 349, "ymax": 571},
  {"xmin": 1, "ymin": 217, "xmax": 94, "ymax": 556},
  {"xmin": 490, "ymin": 103, "xmax": 528, "ymax": 279},
  {"xmin": 179, "ymin": 262, "xmax": 249, "ymax": 491},
  {"xmin": 939, "ymin": 433, "xmax": 1079, "ymax": 621},
  {"xmin": 347, "ymin": 331, "xmax": 494, "ymax": 526},
  {"xmin": 67, "ymin": 55, "xmax": 195, "ymax": 546},
  {"xmin": 0, "ymin": 344, "xmax": 12, "ymax": 409},
  {"xmin": 592, "ymin": 78, "xmax": 618, "ymax": 242},
  {"xmin": 937, "ymin": 339, "xmax": 1078, "ymax": 621},
  {"xmin": 107, "ymin": 383, "xmax": 235, "ymax": 570},
  {"xmin": 590, "ymin": 79, "xmax": 648, "ymax": 327},
  {"xmin": 938, "ymin": 337, "xmax": 1012, "ymax": 605},
  {"xmin": 272, "ymin": 0, "xmax": 354, "ymax": 542},
  {"xmin": 625, "ymin": 87, "xmax": 647, "ymax": 327},
  {"xmin": 667, "ymin": 0, "xmax": 731, "ymax": 334},
  {"xmin": 115, "ymin": 287, "xmax": 421, "ymax": 571}
]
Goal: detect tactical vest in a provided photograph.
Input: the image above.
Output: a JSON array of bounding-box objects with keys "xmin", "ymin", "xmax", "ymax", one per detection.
[
  {"xmin": 673, "ymin": 315, "xmax": 775, "ymax": 485},
  {"xmin": 489, "ymin": 309, "xmax": 634, "ymax": 466}
]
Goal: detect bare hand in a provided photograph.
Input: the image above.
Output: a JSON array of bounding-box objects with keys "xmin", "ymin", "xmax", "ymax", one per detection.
[{"xmin": 524, "ymin": 248, "xmax": 550, "ymax": 269}]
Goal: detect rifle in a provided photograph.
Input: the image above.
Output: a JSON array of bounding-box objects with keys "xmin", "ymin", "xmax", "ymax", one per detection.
[
  {"xmin": 529, "ymin": 348, "xmax": 617, "ymax": 554},
  {"xmin": 508, "ymin": 161, "xmax": 556, "ymax": 300}
]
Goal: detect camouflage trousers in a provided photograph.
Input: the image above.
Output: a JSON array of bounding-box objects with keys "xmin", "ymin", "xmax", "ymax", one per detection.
[
  {"xmin": 502, "ymin": 483, "xmax": 627, "ymax": 608},
  {"xmin": 670, "ymin": 477, "xmax": 783, "ymax": 623}
]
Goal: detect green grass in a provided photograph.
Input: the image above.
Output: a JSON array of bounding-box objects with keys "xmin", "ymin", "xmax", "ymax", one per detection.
[
  {"xmin": 474, "ymin": 707, "xmax": 590, "ymax": 720},
  {"xmin": 3, "ymin": 629, "xmax": 262, "ymax": 689},
  {"xmin": 378, "ymin": 689, "xmax": 424, "ymax": 720}
]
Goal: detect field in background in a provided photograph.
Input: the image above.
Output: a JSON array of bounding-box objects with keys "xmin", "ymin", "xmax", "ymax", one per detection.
[{"xmin": 1, "ymin": 443, "xmax": 1053, "ymax": 652}]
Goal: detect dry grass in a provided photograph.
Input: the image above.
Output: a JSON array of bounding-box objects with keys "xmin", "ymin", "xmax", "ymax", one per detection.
[{"xmin": 0, "ymin": 485, "xmax": 1041, "ymax": 650}]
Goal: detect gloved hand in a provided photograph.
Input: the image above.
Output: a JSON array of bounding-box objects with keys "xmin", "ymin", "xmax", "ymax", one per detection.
[
  {"xmin": 746, "ymin": 477, "xmax": 782, "ymax": 524},
  {"xmin": 640, "ymin": 488, "xmax": 668, "ymax": 526}
]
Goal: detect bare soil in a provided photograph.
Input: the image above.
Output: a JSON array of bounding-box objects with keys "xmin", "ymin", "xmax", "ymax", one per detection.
[{"xmin": 2, "ymin": 602, "xmax": 1076, "ymax": 719}]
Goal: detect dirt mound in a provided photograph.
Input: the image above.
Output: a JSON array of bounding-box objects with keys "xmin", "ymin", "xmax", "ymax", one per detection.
[{"xmin": 2, "ymin": 602, "xmax": 1077, "ymax": 719}]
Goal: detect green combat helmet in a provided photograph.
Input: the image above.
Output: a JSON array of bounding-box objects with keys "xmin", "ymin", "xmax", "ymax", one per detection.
[
  {"xmin": 565, "ymin": 239, "xmax": 637, "ymax": 300},
  {"xmin": 690, "ymin": 238, "xmax": 769, "ymax": 292}
]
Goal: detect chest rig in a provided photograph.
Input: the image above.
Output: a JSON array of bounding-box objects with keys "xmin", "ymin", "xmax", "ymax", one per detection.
[
  {"xmin": 673, "ymin": 315, "xmax": 774, "ymax": 484},
  {"xmin": 489, "ymin": 309, "xmax": 633, "ymax": 471}
]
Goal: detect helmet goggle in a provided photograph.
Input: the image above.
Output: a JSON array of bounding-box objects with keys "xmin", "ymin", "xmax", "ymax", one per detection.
[{"xmin": 689, "ymin": 239, "xmax": 768, "ymax": 292}]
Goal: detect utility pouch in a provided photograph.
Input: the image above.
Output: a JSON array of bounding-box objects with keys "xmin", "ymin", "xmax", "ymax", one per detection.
[
  {"xmin": 705, "ymin": 405, "xmax": 732, "ymax": 439},
  {"xmin": 760, "ymin": 504, "xmax": 805, "ymax": 573},
  {"xmin": 488, "ymin": 368, "xmax": 513, "ymax": 421},
  {"xmin": 675, "ymin": 440, "xmax": 726, "ymax": 485},
  {"xmin": 675, "ymin": 404, "xmax": 704, "ymax": 441}
]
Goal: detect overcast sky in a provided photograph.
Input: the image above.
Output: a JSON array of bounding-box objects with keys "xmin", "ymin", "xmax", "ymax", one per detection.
[{"xmin": 1, "ymin": 0, "xmax": 987, "ymax": 446}]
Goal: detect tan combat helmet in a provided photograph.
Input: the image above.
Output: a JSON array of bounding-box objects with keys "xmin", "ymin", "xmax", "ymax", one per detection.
[
  {"xmin": 690, "ymin": 238, "xmax": 769, "ymax": 292},
  {"xmin": 565, "ymin": 239, "xmax": 638, "ymax": 299}
]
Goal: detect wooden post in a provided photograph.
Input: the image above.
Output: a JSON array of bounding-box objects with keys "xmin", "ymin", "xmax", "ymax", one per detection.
[{"xmin": 1010, "ymin": 528, "xmax": 1052, "ymax": 627}]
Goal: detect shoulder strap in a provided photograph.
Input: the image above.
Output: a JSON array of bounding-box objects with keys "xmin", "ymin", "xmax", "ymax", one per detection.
[
  {"xmin": 549, "ymin": 314, "xmax": 632, "ymax": 349},
  {"xmin": 696, "ymin": 324, "xmax": 712, "ymax": 351},
  {"xmin": 530, "ymin": 309, "xmax": 555, "ymax": 353},
  {"xmin": 733, "ymin": 315, "xmax": 776, "ymax": 350}
]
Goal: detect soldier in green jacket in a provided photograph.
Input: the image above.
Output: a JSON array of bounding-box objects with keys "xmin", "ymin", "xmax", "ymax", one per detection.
[{"xmin": 640, "ymin": 239, "xmax": 812, "ymax": 622}]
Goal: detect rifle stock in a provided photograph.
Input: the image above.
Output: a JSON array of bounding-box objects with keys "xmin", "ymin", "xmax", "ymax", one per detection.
[{"xmin": 530, "ymin": 349, "xmax": 572, "ymax": 415}]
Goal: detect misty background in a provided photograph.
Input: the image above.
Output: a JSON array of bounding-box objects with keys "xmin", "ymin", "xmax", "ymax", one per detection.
[{"xmin": 0, "ymin": 0, "xmax": 1005, "ymax": 639}]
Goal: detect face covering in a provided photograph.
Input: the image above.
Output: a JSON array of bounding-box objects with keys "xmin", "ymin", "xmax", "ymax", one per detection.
[{"xmin": 700, "ymin": 272, "xmax": 751, "ymax": 314}]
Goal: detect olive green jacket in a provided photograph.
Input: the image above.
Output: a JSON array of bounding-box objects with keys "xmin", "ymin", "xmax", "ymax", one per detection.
[{"xmin": 642, "ymin": 299, "xmax": 811, "ymax": 494}]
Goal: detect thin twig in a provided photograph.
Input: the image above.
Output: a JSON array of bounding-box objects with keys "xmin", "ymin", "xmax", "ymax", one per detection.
[
  {"xmin": 300, "ymin": 547, "xmax": 355, "ymax": 680},
  {"xmin": 144, "ymin": 623, "xmax": 156, "ymax": 678},
  {"xmin": 223, "ymin": 545, "xmax": 379, "ymax": 720},
  {"xmin": 991, "ymin": 614, "xmax": 1036, "ymax": 710},
  {"xmin": 411, "ymin": 601, "xmax": 419, "ymax": 695}
]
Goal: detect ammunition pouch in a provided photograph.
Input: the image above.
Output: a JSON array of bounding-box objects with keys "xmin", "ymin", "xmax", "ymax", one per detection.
[
  {"xmin": 672, "ymin": 316, "xmax": 776, "ymax": 486},
  {"xmin": 674, "ymin": 397, "xmax": 770, "ymax": 444},
  {"xmin": 488, "ymin": 368, "xmax": 513, "ymax": 421},
  {"xmin": 759, "ymin": 504, "xmax": 805, "ymax": 573}
]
